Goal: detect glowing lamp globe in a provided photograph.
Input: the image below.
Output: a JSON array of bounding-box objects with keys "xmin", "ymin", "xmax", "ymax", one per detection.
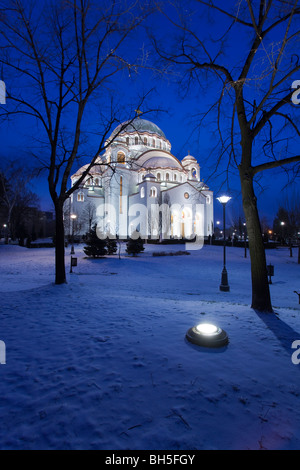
[
  {"xmin": 186, "ymin": 322, "xmax": 229, "ymax": 348},
  {"xmin": 217, "ymin": 196, "xmax": 231, "ymax": 205}
]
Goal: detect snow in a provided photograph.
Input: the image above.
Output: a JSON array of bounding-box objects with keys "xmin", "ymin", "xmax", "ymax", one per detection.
[{"xmin": 0, "ymin": 241, "xmax": 300, "ymax": 450}]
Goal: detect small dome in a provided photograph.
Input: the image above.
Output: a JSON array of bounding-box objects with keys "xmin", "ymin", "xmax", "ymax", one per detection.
[
  {"xmin": 144, "ymin": 173, "xmax": 156, "ymax": 180},
  {"xmin": 182, "ymin": 154, "xmax": 197, "ymax": 161},
  {"xmin": 143, "ymin": 156, "xmax": 182, "ymax": 169}
]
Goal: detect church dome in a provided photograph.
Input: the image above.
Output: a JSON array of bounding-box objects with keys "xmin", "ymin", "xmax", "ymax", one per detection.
[
  {"xmin": 182, "ymin": 154, "xmax": 197, "ymax": 162},
  {"xmin": 143, "ymin": 156, "xmax": 182, "ymax": 169},
  {"xmin": 110, "ymin": 118, "xmax": 166, "ymax": 139},
  {"xmin": 144, "ymin": 173, "xmax": 156, "ymax": 180}
]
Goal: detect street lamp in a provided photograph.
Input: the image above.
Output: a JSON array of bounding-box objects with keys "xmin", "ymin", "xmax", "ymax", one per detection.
[
  {"xmin": 3, "ymin": 224, "xmax": 8, "ymax": 243},
  {"xmin": 280, "ymin": 221, "xmax": 285, "ymax": 245},
  {"xmin": 243, "ymin": 222, "xmax": 247, "ymax": 258},
  {"xmin": 70, "ymin": 214, "xmax": 77, "ymax": 255},
  {"xmin": 217, "ymin": 196, "xmax": 231, "ymax": 292}
]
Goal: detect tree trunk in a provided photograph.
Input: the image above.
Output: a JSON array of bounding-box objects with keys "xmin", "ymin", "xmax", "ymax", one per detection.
[
  {"xmin": 239, "ymin": 167, "xmax": 273, "ymax": 312},
  {"xmin": 55, "ymin": 202, "xmax": 67, "ymax": 284}
]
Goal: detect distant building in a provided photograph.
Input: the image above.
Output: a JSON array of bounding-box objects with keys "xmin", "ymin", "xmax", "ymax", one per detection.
[{"xmin": 69, "ymin": 118, "xmax": 214, "ymax": 240}]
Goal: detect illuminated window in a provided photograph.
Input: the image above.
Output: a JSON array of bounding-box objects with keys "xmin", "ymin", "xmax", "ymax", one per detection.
[
  {"xmin": 150, "ymin": 187, "xmax": 157, "ymax": 198},
  {"xmin": 140, "ymin": 187, "xmax": 145, "ymax": 198},
  {"xmin": 117, "ymin": 152, "xmax": 125, "ymax": 164}
]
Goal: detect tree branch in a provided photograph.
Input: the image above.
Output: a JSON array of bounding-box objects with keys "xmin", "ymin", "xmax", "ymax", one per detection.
[{"xmin": 253, "ymin": 155, "xmax": 300, "ymax": 175}]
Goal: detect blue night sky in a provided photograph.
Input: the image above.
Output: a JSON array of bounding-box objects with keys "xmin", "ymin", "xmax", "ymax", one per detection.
[{"xmin": 0, "ymin": 0, "xmax": 299, "ymax": 226}]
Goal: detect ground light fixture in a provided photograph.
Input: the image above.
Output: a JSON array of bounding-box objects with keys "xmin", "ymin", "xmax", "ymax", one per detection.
[{"xmin": 186, "ymin": 322, "xmax": 229, "ymax": 348}]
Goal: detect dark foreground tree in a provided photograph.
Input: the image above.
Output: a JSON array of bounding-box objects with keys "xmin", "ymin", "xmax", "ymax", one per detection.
[
  {"xmin": 83, "ymin": 225, "xmax": 107, "ymax": 258},
  {"xmin": 0, "ymin": 0, "xmax": 155, "ymax": 284},
  {"xmin": 106, "ymin": 237, "xmax": 118, "ymax": 255},
  {"xmin": 126, "ymin": 232, "xmax": 145, "ymax": 256},
  {"xmin": 153, "ymin": 0, "xmax": 300, "ymax": 312}
]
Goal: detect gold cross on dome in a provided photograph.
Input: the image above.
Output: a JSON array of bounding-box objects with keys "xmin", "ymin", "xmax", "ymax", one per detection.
[{"xmin": 135, "ymin": 109, "xmax": 143, "ymax": 118}]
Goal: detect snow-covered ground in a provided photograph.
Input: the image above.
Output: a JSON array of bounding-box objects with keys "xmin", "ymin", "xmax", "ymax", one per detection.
[{"xmin": 0, "ymin": 242, "xmax": 300, "ymax": 450}]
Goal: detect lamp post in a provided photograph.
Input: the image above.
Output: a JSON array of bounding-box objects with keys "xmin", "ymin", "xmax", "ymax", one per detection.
[
  {"xmin": 217, "ymin": 196, "xmax": 231, "ymax": 292},
  {"xmin": 70, "ymin": 214, "xmax": 77, "ymax": 255},
  {"xmin": 280, "ymin": 221, "xmax": 285, "ymax": 245},
  {"xmin": 3, "ymin": 224, "xmax": 8, "ymax": 244},
  {"xmin": 243, "ymin": 222, "xmax": 247, "ymax": 258}
]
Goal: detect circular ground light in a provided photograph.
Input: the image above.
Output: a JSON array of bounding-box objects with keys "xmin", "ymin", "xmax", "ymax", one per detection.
[{"xmin": 186, "ymin": 323, "xmax": 229, "ymax": 348}]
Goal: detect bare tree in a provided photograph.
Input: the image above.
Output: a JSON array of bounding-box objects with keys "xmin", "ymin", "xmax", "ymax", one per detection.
[
  {"xmin": 83, "ymin": 201, "xmax": 97, "ymax": 232},
  {"xmin": 0, "ymin": 0, "xmax": 156, "ymax": 283},
  {"xmin": 152, "ymin": 0, "xmax": 300, "ymax": 312},
  {"xmin": 0, "ymin": 159, "xmax": 37, "ymax": 242}
]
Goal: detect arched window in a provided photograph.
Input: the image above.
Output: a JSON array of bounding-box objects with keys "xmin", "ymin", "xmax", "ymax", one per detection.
[
  {"xmin": 126, "ymin": 137, "xmax": 130, "ymax": 145},
  {"xmin": 157, "ymin": 173, "xmax": 161, "ymax": 181},
  {"xmin": 174, "ymin": 174, "xmax": 177, "ymax": 181},
  {"xmin": 150, "ymin": 186, "xmax": 157, "ymax": 198},
  {"xmin": 140, "ymin": 187, "xmax": 145, "ymax": 198},
  {"xmin": 159, "ymin": 141, "xmax": 162, "ymax": 149},
  {"xmin": 117, "ymin": 152, "xmax": 125, "ymax": 164},
  {"xmin": 77, "ymin": 192, "xmax": 84, "ymax": 202},
  {"xmin": 166, "ymin": 173, "xmax": 170, "ymax": 181},
  {"xmin": 152, "ymin": 138, "xmax": 155, "ymax": 147},
  {"xmin": 144, "ymin": 137, "xmax": 147, "ymax": 145},
  {"xmin": 191, "ymin": 168, "xmax": 197, "ymax": 178},
  {"xmin": 135, "ymin": 136, "xmax": 139, "ymax": 145},
  {"xmin": 94, "ymin": 177, "xmax": 100, "ymax": 186}
]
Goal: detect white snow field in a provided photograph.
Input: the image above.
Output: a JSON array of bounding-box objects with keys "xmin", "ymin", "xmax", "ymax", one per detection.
[{"xmin": 0, "ymin": 242, "xmax": 300, "ymax": 450}]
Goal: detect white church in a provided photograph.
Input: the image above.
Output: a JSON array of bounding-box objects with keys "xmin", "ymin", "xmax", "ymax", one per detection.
[{"xmin": 69, "ymin": 118, "xmax": 214, "ymax": 241}]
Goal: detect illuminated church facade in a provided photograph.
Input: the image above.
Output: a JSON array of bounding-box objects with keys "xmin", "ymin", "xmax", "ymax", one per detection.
[{"xmin": 69, "ymin": 118, "xmax": 214, "ymax": 240}]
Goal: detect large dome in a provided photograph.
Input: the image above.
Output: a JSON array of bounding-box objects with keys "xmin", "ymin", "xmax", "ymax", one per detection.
[{"xmin": 110, "ymin": 118, "xmax": 166, "ymax": 139}]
